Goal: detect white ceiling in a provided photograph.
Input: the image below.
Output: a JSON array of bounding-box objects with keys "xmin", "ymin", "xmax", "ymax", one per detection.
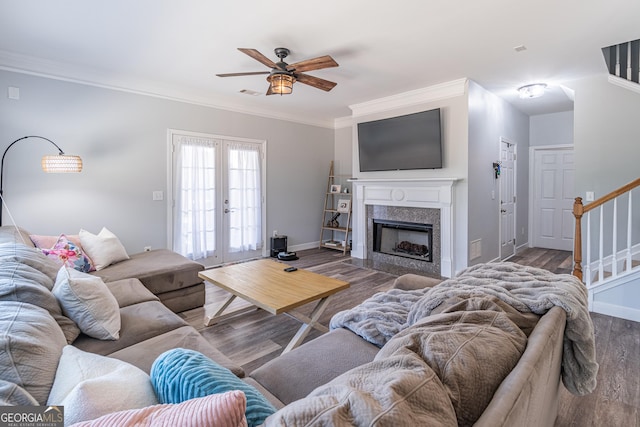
[{"xmin": 1, "ymin": 0, "xmax": 638, "ymax": 127}]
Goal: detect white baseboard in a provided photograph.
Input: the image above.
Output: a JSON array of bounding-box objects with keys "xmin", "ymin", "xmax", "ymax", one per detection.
[
  {"xmin": 591, "ymin": 301, "xmax": 640, "ymax": 323},
  {"xmin": 288, "ymin": 241, "xmax": 321, "ymax": 252}
]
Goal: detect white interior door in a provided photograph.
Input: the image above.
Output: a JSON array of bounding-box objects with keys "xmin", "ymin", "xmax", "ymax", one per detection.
[
  {"xmin": 500, "ymin": 139, "xmax": 516, "ymax": 260},
  {"xmin": 532, "ymin": 147, "xmax": 575, "ymax": 251},
  {"xmin": 170, "ymin": 130, "xmax": 265, "ymax": 267}
]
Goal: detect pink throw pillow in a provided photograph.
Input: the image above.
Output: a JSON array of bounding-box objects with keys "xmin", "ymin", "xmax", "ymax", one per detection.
[
  {"xmin": 39, "ymin": 234, "xmax": 94, "ymax": 273},
  {"xmin": 30, "ymin": 234, "xmax": 81, "ymax": 250},
  {"xmin": 69, "ymin": 391, "xmax": 248, "ymax": 427}
]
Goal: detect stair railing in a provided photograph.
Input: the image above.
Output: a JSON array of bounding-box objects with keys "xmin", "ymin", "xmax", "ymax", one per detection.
[{"xmin": 573, "ymin": 178, "xmax": 640, "ymax": 284}]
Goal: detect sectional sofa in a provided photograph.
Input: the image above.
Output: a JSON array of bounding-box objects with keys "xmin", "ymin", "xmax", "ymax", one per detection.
[
  {"xmin": 0, "ymin": 224, "xmax": 596, "ymax": 426},
  {"xmin": 0, "ymin": 225, "xmax": 244, "ymax": 423},
  {"xmin": 248, "ymin": 264, "xmax": 597, "ymax": 426}
]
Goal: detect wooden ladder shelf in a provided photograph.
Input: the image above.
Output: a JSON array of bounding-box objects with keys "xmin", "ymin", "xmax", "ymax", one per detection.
[{"xmin": 319, "ymin": 161, "xmax": 352, "ymax": 255}]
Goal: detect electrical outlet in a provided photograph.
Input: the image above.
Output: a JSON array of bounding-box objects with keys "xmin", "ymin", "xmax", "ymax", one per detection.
[{"xmin": 144, "ymin": 246, "xmax": 151, "ymax": 252}]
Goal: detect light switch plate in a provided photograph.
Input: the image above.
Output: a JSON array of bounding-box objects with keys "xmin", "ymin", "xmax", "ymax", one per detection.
[
  {"xmin": 8, "ymin": 86, "xmax": 19, "ymax": 100},
  {"xmin": 585, "ymin": 191, "xmax": 595, "ymax": 202},
  {"xmin": 152, "ymin": 191, "xmax": 164, "ymax": 201}
]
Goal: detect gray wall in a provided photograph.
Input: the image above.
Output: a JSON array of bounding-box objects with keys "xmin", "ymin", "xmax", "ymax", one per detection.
[
  {"xmin": 572, "ymin": 75, "xmax": 640, "ymax": 198},
  {"xmin": 333, "ymin": 125, "xmax": 353, "ymax": 178},
  {"xmin": 571, "ymin": 74, "xmax": 640, "ymax": 310},
  {"xmin": 530, "ymin": 110, "xmax": 574, "ymax": 147},
  {"xmin": 467, "ymin": 80, "xmax": 530, "ymax": 264},
  {"xmin": 0, "ymin": 70, "xmax": 334, "ymax": 253}
]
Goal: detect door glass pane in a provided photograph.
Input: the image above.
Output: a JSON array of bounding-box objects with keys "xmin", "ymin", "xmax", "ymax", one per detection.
[
  {"xmin": 227, "ymin": 143, "xmax": 262, "ymax": 253},
  {"xmin": 174, "ymin": 136, "xmax": 217, "ymax": 260}
]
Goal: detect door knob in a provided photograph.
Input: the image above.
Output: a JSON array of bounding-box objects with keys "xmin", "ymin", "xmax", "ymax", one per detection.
[{"xmin": 500, "ymin": 209, "xmax": 506, "ymax": 213}]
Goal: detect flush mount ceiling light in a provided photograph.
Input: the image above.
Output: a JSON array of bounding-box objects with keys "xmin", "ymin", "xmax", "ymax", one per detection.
[{"xmin": 518, "ymin": 83, "xmax": 547, "ymax": 99}]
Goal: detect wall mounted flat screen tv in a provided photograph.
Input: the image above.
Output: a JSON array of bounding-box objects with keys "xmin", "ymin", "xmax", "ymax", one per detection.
[{"xmin": 357, "ymin": 108, "xmax": 442, "ymax": 172}]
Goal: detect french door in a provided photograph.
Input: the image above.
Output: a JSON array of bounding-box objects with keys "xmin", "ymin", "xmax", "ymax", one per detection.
[{"xmin": 169, "ymin": 130, "xmax": 265, "ymax": 267}]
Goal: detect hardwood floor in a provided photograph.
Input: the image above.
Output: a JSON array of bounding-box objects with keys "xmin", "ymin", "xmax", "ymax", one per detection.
[
  {"xmin": 180, "ymin": 248, "xmax": 398, "ymax": 373},
  {"xmin": 180, "ymin": 246, "xmax": 639, "ymax": 426}
]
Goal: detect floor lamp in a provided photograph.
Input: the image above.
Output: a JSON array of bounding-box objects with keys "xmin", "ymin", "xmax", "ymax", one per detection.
[{"xmin": 0, "ymin": 135, "xmax": 83, "ymax": 226}]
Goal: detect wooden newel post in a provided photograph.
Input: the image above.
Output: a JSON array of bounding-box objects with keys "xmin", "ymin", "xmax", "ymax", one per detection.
[{"xmin": 572, "ymin": 197, "xmax": 584, "ymax": 281}]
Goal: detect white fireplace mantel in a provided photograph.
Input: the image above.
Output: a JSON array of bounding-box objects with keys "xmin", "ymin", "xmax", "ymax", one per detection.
[{"xmin": 350, "ymin": 178, "xmax": 459, "ymax": 277}]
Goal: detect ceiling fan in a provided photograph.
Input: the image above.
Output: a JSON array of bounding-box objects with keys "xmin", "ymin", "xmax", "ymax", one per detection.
[{"xmin": 216, "ymin": 47, "xmax": 339, "ymax": 95}]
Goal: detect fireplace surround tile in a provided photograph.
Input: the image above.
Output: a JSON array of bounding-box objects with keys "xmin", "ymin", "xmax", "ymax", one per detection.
[{"xmin": 367, "ymin": 205, "xmax": 441, "ymax": 276}]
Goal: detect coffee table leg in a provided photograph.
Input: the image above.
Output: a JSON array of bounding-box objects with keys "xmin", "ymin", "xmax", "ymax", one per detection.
[
  {"xmin": 204, "ymin": 294, "xmax": 256, "ymax": 327},
  {"xmin": 281, "ymin": 296, "xmax": 332, "ymax": 354}
]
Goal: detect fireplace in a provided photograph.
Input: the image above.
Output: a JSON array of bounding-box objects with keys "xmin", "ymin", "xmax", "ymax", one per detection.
[
  {"xmin": 373, "ymin": 219, "xmax": 433, "ymax": 262},
  {"xmin": 350, "ymin": 178, "xmax": 458, "ymax": 277}
]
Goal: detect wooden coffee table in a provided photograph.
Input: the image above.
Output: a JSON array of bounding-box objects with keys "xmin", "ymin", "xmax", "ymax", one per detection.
[{"xmin": 199, "ymin": 259, "xmax": 350, "ymax": 354}]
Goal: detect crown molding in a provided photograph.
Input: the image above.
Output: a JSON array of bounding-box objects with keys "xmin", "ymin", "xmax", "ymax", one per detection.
[
  {"xmin": 333, "ymin": 116, "xmax": 353, "ymax": 129},
  {"xmin": 0, "ymin": 50, "xmax": 336, "ymax": 129},
  {"xmin": 349, "ymin": 78, "xmax": 468, "ymax": 118}
]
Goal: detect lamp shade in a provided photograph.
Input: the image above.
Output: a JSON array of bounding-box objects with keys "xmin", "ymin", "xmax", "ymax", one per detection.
[
  {"xmin": 268, "ymin": 73, "xmax": 295, "ymax": 95},
  {"xmin": 41, "ymin": 154, "xmax": 83, "ymax": 173}
]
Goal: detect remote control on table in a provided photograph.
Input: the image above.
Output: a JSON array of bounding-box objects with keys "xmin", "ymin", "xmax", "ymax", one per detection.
[{"xmin": 284, "ymin": 266, "xmax": 297, "ymax": 272}]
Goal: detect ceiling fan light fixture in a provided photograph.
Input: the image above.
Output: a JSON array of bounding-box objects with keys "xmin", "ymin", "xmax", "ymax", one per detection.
[
  {"xmin": 268, "ymin": 73, "xmax": 295, "ymax": 95},
  {"xmin": 518, "ymin": 83, "xmax": 547, "ymax": 99}
]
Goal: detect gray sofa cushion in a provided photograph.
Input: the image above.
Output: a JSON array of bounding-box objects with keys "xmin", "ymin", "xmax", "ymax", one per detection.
[
  {"xmin": 250, "ymin": 328, "xmax": 380, "ymax": 404},
  {"xmin": 0, "ymin": 380, "xmax": 39, "ymax": 406},
  {"xmin": 108, "ymin": 326, "xmax": 244, "ymax": 378},
  {"xmin": 0, "ymin": 261, "xmax": 80, "ymax": 343},
  {"xmin": 0, "ymin": 243, "xmax": 60, "ymax": 282},
  {"xmin": 155, "ymin": 282, "xmax": 205, "ymax": 313},
  {"xmin": 105, "ymin": 278, "xmax": 160, "ymax": 308},
  {"xmin": 242, "ymin": 377, "xmax": 285, "ymax": 410},
  {"xmin": 475, "ymin": 306, "xmax": 566, "ymax": 427},
  {"xmin": 0, "ymin": 226, "xmax": 34, "ymax": 248},
  {"xmin": 73, "ymin": 300, "xmax": 188, "ymax": 355},
  {"xmin": 393, "ymin": 273, "xmax": 442, "ymax": 290},
  {"xmin": 0, "ymin": 301, "xmax": 67, "ymax": 404},
  {"xmin": 91, "ymin": 249, "xmax": 204, "ymax": 294}
]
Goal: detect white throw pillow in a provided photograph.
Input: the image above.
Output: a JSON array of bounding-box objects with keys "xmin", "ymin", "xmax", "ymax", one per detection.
[
  {"xmin": 47, "ymin": 346, "xmax": 159, "ymax": 425},
  {"xmin": 52, "ymin": 266, "xmax": 121, "ymax": 340},
  {"xmin": 79, "ymin": 227, "xmax": 129, "ymax": 271}
]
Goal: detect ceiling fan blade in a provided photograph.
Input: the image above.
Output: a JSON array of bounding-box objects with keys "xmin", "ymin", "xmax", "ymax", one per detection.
[
  {"xmin": 238, "ymin": 48, "xmax": 277, "ymax": 69},
  {"xmin": 295, "ymin": 73, "xmax": 337, "ymax": 91},
  {"xmin": 287, "ymin": 55, "xmax": 338, "ymax": 73},
  {"xmin": 216, "ymin": 71, "xmax": 270, "ymax": 77}
]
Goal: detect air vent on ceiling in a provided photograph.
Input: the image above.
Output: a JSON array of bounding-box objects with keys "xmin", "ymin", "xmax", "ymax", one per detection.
[{"xmin": 239, "ymin": 89, "xmax": 261, "ymax": 96}]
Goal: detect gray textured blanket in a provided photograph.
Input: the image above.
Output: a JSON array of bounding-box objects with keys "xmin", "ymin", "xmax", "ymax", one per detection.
[
  {"xmin": 330, "ymin": 262, "xmax": 598, "ymax": 396},
  {"xmin": 267, "ymin": 297, "xmax": 529, "ymax": 426}
]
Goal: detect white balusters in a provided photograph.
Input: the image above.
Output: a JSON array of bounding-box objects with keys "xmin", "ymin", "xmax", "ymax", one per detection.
[
  {"xmin": 612, "ymin": 199, "xmax": 618, "ymax": 277},
  {"xmin": 627, "ymin": 42, "xmax": 633, "ymax": 81},
  {"xmin": 598, "ymin": 205, "xmax": 604, "ymax": 284},
  {"xmin": 627, "ymin": 191, "xmax": 633, "ymax": 273},
  {"xmin": 585, "ymin": 212, "xmax": 591, "ymax": 286}
]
